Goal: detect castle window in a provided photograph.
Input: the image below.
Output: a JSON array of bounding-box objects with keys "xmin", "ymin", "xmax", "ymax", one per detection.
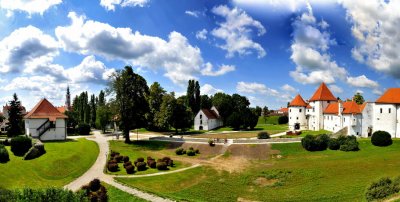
[
  {"xmin": 313, "ymin": 108, "xmax": 315, "ymax": 112},
  {"xmin": 380, "ymin": 108, "xmax": 383, "ymax": 113},
  {"xmin": 389, "ymin": 108, "xmax": 391, "ymax": 113},
  {"xmin": 344, "ymin": 118, "xmax": 346, "ymax": 122},
  {"xmin": 296, "ymin": 117, "xmax": 298, "ymax": 120},
  {"xmin": 200, "ymin": 114, "xmax": 202, "ymax": 119},
  {"xmin": 299, "ymin": 109, "xmax": 302, "ymax": 112},
  {"xmin": 290, "ymin": 109, "xmax": 291, "ymax": 112},
  {"xmin": 200, "ymin": 120, "xmax": 202, "ymax": 124},
  {"xmin": 327, "ymin": 101, "xmax": 330, "ymax": 104}
]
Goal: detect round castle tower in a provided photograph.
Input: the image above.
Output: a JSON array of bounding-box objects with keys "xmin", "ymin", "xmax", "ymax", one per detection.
[{"xmin": 288, "ymin": 94, "xmax": 308, "ymax": 131}]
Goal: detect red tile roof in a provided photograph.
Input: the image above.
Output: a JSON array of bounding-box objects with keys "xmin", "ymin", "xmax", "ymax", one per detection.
[
  {"xmin": 359, "ymin": 102, "xmax": 367, "ymax": 112},
  {"xmin": 306, "ymin": 104, "xmax": 312, "ymax": 109},
  {"xmin": 24, "ymin": 98, "xmax": 68, "ymax": 121},
  {"xmin": 309, "ymin": 83, "xmax": 337, "ymax": 102},
  {"xmin": 201, "ymin": 109, "xmax": 220, "ymax": 119},
  {"xmin": 323, "ymin": 101, "xmax": 361, "ymax": 115},
  {"xmin": 280, "ymin": 108, "xmax": 288, "ymax": 113},
  {"xmin": 376, "ymin": 88, "xmax": 400, "ymax": 104},
  {"xmin": 324, "ymin": 102, "xmax": 339, "ymax": 114},
  {"xmin": 289, "ymin": 94, "xmax": 308, "ymax": 107},
  {"xmin": 56, "ymin": 106, "xmax": 66, "ymax": 113}
]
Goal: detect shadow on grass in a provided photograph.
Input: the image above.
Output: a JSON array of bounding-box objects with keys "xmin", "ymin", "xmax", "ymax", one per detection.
[
  {"xmin": 126, "ymin": 140, "xmax": 172, "ymax": 151},
  {"xmin": 43, "ymin": 139, "xmax": 78, "ymax": 143}
]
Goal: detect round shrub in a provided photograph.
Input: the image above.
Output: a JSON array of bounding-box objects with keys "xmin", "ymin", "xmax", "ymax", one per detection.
[
  {"xmin": 122, "ymin": 156, "xmax": 129, "ymax": 163},
  {"xmin": 23, "ymin": 147, "xmax": 41, "ymax": 160},
  {"xmin": 208, "ymin": 139, "xmax": 215, "ymax": 146},
  {"xmin": 189, "ymin": 147, "xmax": 194, "ymax": 151},
  {"xmin": 371, "ymin": 131, "xmax": 392, "ymax": 147},
  {"xmin": 301, "ymin": 134, "xmax": 330, "ymax": 151},
  {"xmin": 114, "ymin": 155, "xmax": 123, "ymax": 163},
  {"xmin": 175, "ymin": 148, "xmax": 185, "ymax": 155},
  {"xmin": 125, "ymin": 164, "xmax": 135, "ymax": 174},
  {"xmin": 89, "ymin": 179, "xmax": 101, "ymax": 192},
  {"xmin": 110, "ymin": 151, "xmax": 119, "ymax": 158},
  {"xmin": 328, "ymin": 138, "xmax": 340, "ymax": 150},
  {"xmin": 278, "ymin": 115, "xmax": 288, "ymax": 124},
  {"xmin": 107, "ymin": 163, "xmax": 118, "ymax": 172},
  {"xmin": 76, "ymin": 123, "xmax": 91, "ymax": 135},
  {"xmin": 257, "ymin": 132, "xmax": 270, "ymax": 139},
  {"xmin": 123, "ymin": 161, "xmax": 132, "ymax": 168},
  {"xmin": 147, "ymin": 156, "xmax": 154, "ymax": 161},
  {"xmin": 340, "ymin": 136, "xmax": 359, "ymax": 152},
  {"xmin": 137, "ymin": 157, "xmax": 144, "ymax": 162},
  {"xmin": 10, "ymin": 136, "xmax": 32, "ymax": 156},
  {"xmin": 365, "ymin": 177, "xmax": 400, "ymax": 201},
  {"xmin": 108, "ymin": 159, "xmax": 117, "ymax": 165},
  {"xmin": 156, "ymin": 162, "xmax": 168, "ymax": 170},
  {"xmin": 136, "ymin": 162, "xmax": 147, "ymax": 171},
  {"xmin": 0, "ymin": 146, "xmax": 9, "ymax": 163},
  {"xmin": 148, "ymin": 160, "xmax": 156, "ymax": 168},
  {"xmin": 195, "ymin": 149, "xmax": 200, "ymax": 154},
  {"xmin": 186, "ymin": 149, "xmax": 196, "ymax": 156}
]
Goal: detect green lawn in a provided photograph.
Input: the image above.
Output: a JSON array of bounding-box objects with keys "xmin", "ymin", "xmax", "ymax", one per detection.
[
  {"xmin": 108, "ymin": 141, "xmax": 192, "ymax": 175},
  {"xmin": 258, "ymin": 115, "xmax": 280, "ymax": 125},
  {"xmin": 0, "ymin": 138, "xmax": 99, "ymax": 189},
  {"xmin": 116, "ymin": 139, "xmax": 400, "ymax": 202},
  {"xmin": 103, "ymin": 182, "xmax": 149, "ymax": 202}
]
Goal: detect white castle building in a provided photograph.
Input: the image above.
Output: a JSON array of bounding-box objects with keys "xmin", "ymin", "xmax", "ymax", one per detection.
[{"xmin": 288, "ymin": 83, "xmax": 400, "ymax": 138}]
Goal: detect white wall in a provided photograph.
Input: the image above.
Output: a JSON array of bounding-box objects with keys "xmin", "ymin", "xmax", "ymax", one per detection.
[
  {"xmin": 194, "ymin": 111, "xmax": 223, "ymax": 131},
  {"xmin": 323, "ymin": 114, "xmax": 341, "ymax": 133},
  {"xmin": 373, "ymin": 103, "xmax": 397, "ymax": 137},
  {"xmin": 25, "ymin": 118, "xmax": 66, "ymax": 140},
  {"xmin": 288, "ymin": 106, "xmax": 307, "ymax": 130},
  {"xmin": 360, "ymin": 103, "xmax": 373, "ymax": 137}
]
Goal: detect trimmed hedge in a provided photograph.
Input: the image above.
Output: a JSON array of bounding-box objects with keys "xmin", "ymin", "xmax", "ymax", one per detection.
[
  {"xmin": 0, "ymin": 145, "xmax": 10, "ymax": 163},
  {"xmin": 301, "ymin": 134, "xmax": 330, "ymax": 151},
  {"xmin": 10, "ymin": 136, "xmax": 32, "ymax": 156},
  {"xmin": 0, "ymin": 188, "xmax": 86, "ymax": 201},
  {"xmin": 328, "ymin": 138, "xmax": 340, "ymax": 150},
  {"xmin": 186, "ymin": 149, "xmax": 195, "ymax": 156},
  {"xmin": 156, "ymin": 162, "xmax": 168, "ymax": 170},
  {"xmin": 365, "ymin": 177, "xmax": 400, "ymax": 201},
  {"xmin": 175, "ymin": 148, "xmax": 185, "ymax": 155},
  {"xmin": 371, "ymin": 131, "xmax": 392, "ymax": 147},
  {"xmin": 81, "ymin": 179, "xmax": 108, "ymax": 201},
  {"xmin": 136, "ymin": 162, "xmax": 147, "ymax": 171},
  {"xmin": 339, "ymin": 136, "xmax": 359, "ymax": 151},
  {"xmin": 257, "ymin": 132, "xmax": 270, "ymax": 139},
  {"xmin": 125, "ymin": 164, "xmax": 135, "ymax": 174},
  {"xmin": 76, "ymin": 124, "xmax": 91, "ymax": 135},
  {"xmin": 278, "ymin": 116, "xmax": 288, "ymax": 124}
]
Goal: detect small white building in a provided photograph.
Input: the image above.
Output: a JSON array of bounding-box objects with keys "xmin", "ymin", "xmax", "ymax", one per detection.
[
  {"xmin": 24, "ymin": 98, "xmax": 68, "ymax": 141},
  {"xmin": 373, "ymin": 88, "xmax": 400, "ymax": 138},
  {"xmin": 288, "ymin": 94, "xmax": 309, "ymax": 131},
  {"xmin": 194, "ymin": 106, "xmax": 223, "ymax": 130}
]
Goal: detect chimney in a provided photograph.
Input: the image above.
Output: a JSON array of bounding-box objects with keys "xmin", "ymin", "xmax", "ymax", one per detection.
[{"xmin": 338, "ymin": 100, "xmax": 343, "ymax": 116}]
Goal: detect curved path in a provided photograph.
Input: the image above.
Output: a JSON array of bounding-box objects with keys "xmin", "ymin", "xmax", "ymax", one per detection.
[{"xmin": 64, "ymin": 131, "xmax": 175, "ymax": 202}]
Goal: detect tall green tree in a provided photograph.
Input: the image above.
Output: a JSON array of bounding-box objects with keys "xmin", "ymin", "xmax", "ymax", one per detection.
[
  {"xmin": 186, "ymin": 80, "xmax": 195, "ymax": 112},
  {"xmin": 194, "ymin": 81, "xmax": 200, "ymax": 113},
  {"xmin": 212, "ymin": 92, "xmax": 233, "ymax": 124},
  {"xmin": 262, "ymin": 106, "xmax": 269, "ymax": 124},
  {"xmin": 7, "ymin": 93, "xmax": 24, "ymax": 137},
  {"xmin": 353, "ymin": 92, "xmax": 365, "ymax": 104},
  {"xmin": 109, "ymin": 66, "xmax": 149, "ymax": 143},
  {"xmin": 98, "ymin": 90, "xmax": 106, "ymax": 107},
  {"xmin": 171, "ymin": 98, "xmax": 193, "ymax": 134},
  {"xmin": 96, "ymin": 104, "xmax": 112, "ymax": 133},
  {"xmin": 255, "ymin": 106, "xmax": 262, "ymax": 116},
  {"xmin": 200, "ymin": 95, "xmax": 212, "ymax": 109},
  {"xmin": 90, "ymin": 94, "xmax": 96, "ymax": 127},
  {"xmin": 84, "ymin": 92, "xmax": 90, "ymax": 124},
  {"xmin": 146, "ymin": 82, "xmax": 166, "ymax": 130},
  {"xmin": 154, "ymin": 93, "xmax": 175, "ymax": 131}
]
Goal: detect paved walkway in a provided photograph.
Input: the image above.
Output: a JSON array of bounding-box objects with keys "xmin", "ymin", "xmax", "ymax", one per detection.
[{"xmin": 64, "ymin": 131, "xmax": 174, "ymax": 202}]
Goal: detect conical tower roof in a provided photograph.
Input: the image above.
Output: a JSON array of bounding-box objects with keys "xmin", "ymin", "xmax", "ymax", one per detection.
[
  {"xmin": 309, "ymin": 82, "xmax": 337, "ymax": 101},
  {"xmin": 289, "ymin": 94, "xmax": 308, "ymax": 107}
]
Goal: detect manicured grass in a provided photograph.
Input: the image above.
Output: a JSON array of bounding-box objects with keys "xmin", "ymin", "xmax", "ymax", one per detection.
[
  {"xmin": 116, "ymin": 139, "xmax": 400, "ymax": 202},
  {"xmin": 103, "ymin": 182, "xmax": 149, "ymax": 202},
  {"xmin": 108, "ymin": 141, "xmax": 191, "ymax": 175},
  {"xmin": 258, "ymin": 116, "xmax": 280, "ymax": 125},
  {"xmin": 300, "ymin": 129, "xmax": 332, "ymax": 136},
  {"xmin": 0, "ymin": 138, "xmax": 99, "ymax": 189},
  {"xmin": 191, "ymin": 130, "xmax": 284, "ymax": 139}
]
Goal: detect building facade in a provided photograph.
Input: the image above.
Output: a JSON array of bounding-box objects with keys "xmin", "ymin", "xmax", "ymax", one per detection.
[
  {"xmin": 289, "ymin": 83, "xmax": 400, "ymax": 138},
  {"xmin": 194, "ymin": 106, "xmax": 223, "ymax": 131}
]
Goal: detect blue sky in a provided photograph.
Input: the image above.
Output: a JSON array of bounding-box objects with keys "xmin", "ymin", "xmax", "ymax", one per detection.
[{"xmin": 0, "ymin": 0, "xmax": 399, "ymax": 110}]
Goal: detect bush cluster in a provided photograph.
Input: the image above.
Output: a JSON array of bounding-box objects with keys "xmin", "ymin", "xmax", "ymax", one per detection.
[
  {"xmin": 146, "ymin": 157, "xmax": 156, "ymax": 168},
  {"xmin": 24, "ymin": 141, "xmax": 46, "ymax": 160},
  {"xmin": 338, "ymin": 136, "xmax": 359, "ymax": 151},
  {"xmin": 10, "ymin": 136, "xmax": 32, "ymax": 156},
  {"xmin": 301, "ymin": 134, "xmax": 330, "ymax": 151},
  {"xmin": 176, "ymin": 147, "xmax": 200, "ymax": 156},
  {"xmin": 257, "ymin": 132, "xmax": 270, "ymax": 139},
  {"xmin": 365, "ymin": 177, "xmax": 400, "ymax": 201},
  {"xmin": 0, "ymin": 144, "xmax": 10, "ymax": 163},
  {"xmin": 371, "ymin": 131, "xmax": 392, "ymax": 147},
  {"xmin": 107, "ymin": 151, "xmax": 120, "ymax": 172},
  {"xmin": 328, "ymin": 138, "xmax": 340, "ymax": 150},
  {"xmin": 76, "ymin": 124, "xmax": 91, "ymax": 135},
  {"xmin": 0, "ymin": 188, "xmax": 86, "ymax": 201},
  {"xmin": 81, "ymin": 179, "xmax": 108, "ymax": 202},
  {"xmin": 278, "ymin": 116, "xmax": 288, "ymax": 124}
]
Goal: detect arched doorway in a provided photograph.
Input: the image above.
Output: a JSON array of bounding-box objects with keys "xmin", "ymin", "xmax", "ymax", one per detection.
[
  {"xmin": 294, "ymin": 123, "xmax": 300, "ymax": 130},
  {"xmin": 199, "ymin": 126, "xmax": 203, "ymax": 130}
]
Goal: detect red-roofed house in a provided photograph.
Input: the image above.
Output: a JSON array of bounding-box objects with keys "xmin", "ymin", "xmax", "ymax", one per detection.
[
  {"xmin": 373, "ymin": 88, "xmax": 400, "ymax": 137},
  {"xmin": 24, "ymin": 98, "xmax": 68, "ymax": 141},
  {"xmin": 194, "ymin": 106, "xmax": 223, "ymax": 130}
]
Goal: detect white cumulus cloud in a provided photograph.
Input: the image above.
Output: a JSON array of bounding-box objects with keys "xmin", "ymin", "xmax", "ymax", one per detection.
[
  {"xmin": 211, "ymin": 5, "xmax": 266, "ymax": 58},
  {"xmin": 346, "ymin": 75, "xmax": 379, "ymax": 89},
  {"xmin": 0, "ymin": 0, "xmax": 61, "ymax": 16},
  {"xmin": 201, "ymin": 84, "xmax": 223, "ymax": 95},
  {"xmin": 100, "ymin": 0, "xmax": 149, "ymax": 11},
  {"xmin": 201, "ymin": 63, "xmax": 235, "ymax": 76},
  {"xmin": 196, "ymin": 29, "xmax": 207, "ymax": 40}
]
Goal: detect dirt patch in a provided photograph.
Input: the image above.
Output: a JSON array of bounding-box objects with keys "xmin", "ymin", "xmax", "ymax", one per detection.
[
  {"xmin": 253, "ymin": 177, "xmax": 278, "ymax": 187},
  {"xmin": 227, "ymin": 144, "xmax": 272, "ymax": 160},
  {"xmin": 207, "ymin": 156, "xmax": 250, "ymax": 173},
  {"xmin": 167, "ymin": 142, "xmax": 224, "ymax": 158}
]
